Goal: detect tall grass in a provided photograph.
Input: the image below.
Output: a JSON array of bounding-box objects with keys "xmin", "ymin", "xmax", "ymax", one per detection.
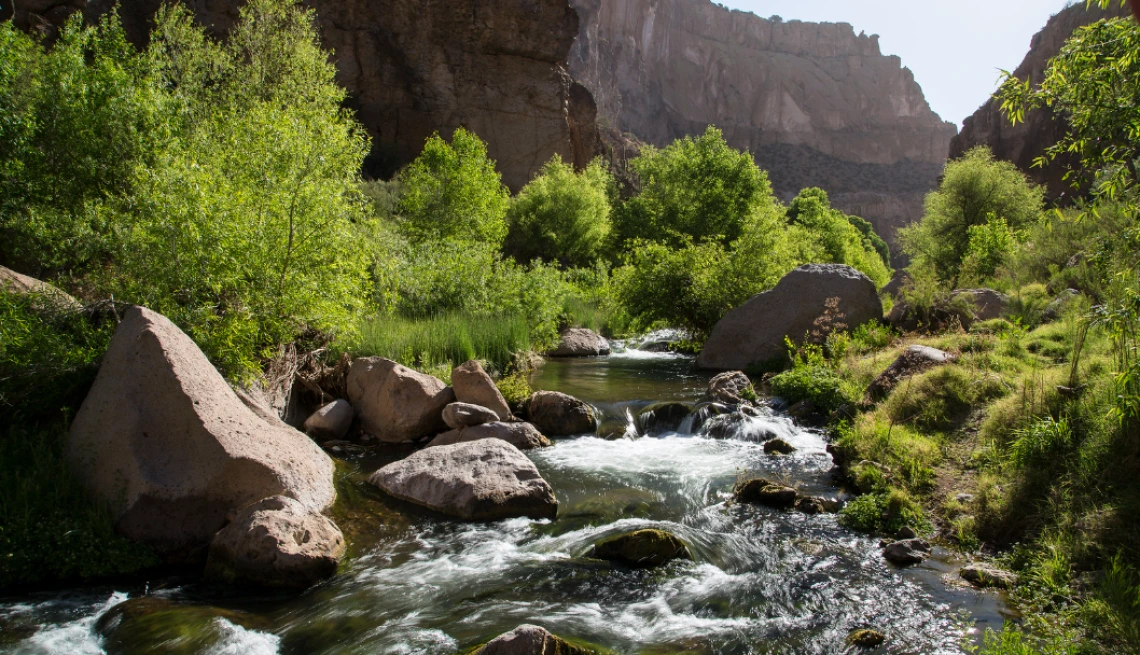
[{"xmin": 353, "ymin": 312, "xmax": 532, "ymax": 374}]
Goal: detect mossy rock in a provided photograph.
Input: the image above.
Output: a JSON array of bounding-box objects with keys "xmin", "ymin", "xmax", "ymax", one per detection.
[
  {"xmin": 733, "ymin": 478, "xmax": 797, "ymax": 509},
  {"xmin": 846, "ymin": 628, "xmax": 886, "ymax": 648},
  {"xmin": 590, "ymin": 529, "xmax": 692, "ymax": 568},
  {"xmin": 763, "ymin": 438, "xmax": 796, "ymax": 455},
  {"xmin": 95, "ymin": 597, "xmax": 269, "ymax": 655}
]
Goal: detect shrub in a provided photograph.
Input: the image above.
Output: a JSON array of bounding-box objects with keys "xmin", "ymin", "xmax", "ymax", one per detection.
[
  {"xmin": 784, "ymin": 188, "xmax": 891, "ymax": 287},
  {"xmin": 1008, "ymin": 417, "xmax": 1075, "ymax": 469},
  {"xmin": 839, "ymin": 489, "xmax": 929, "ymax": 535},
  {"xmin": 882, "ymin": 366, "xmax": 1007, "ymax": 434},
  {"xmin": 396, "ymin": 127, "xmax": 509, "ymax": 245},
  {"xmin": 506, "ymin": 156, "xmax": 615, "ymax": 268},
  {"xmin": 769, "ymin": 365, "xmax": 851, "ymax": 413}
]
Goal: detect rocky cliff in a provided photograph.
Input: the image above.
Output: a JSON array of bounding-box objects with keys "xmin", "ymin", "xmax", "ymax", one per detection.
[
  {"xmin": 950, "ymin": 3, "xmax": 1128, "ymax": 200},
  {"xmin": 568, "ymin": 0, "xmax": 957, "ymax": 254},
  {"xmin": 73, "ymin": 0, "xmax": 598, "ymax": 191}
]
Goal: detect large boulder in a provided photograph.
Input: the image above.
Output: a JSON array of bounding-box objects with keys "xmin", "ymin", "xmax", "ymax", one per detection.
[
  {"xmin": 697, "ymin": 264, "xmax": 883, "ymax": 371},
  {"xmin": 368, "ymin": 439, "xmax": 558, "ymax": 520},
  {"xmin": 347, "ymin": 357, "xmax": 455, "ymax": 443},
  {"xmin": 548, "ymin": 328, "xmax": 610, "ymax": 357},
  {"xmin": 452, "ymin": 360, "xmax": 512, "ymax": 420},
  {"xmin": 880, "ymin": 269, "xmax": 912, "ymax": 299},
  {"xmin": 68, "ymin": 306, "xmax": 336, "ymax": 557},
  {"xmin": 951, "ymin": 288, "xmax": 1009, "ymax": 321},
  {"xmin": 442, "ymin": 402, "xmax": 500, "ymax": 429},
  {"xmin": 205, "ymin": 496, "xmax": 345, "ymax": 588},
  {"xmin": 428, "ymin": 421, "xmax": 552, "ymax": 450},
  {"xmin": 864, "ymin": 346, "xmax": 955, "ymax": 402},
  {"xmin": 0, "ymin": 264, "xmax": 81, "ymax": 311},
  {"xmin": 524, "ymin": 391, "xmax": 597, "ymax": 436},
  {"xmin": 303, "ymin": 399, "xmax": 355, "ymax": 441},
  {"xmin": 707, "ymin": 371, "xmax": 753, "ymax": 404},
  {"xmin": 477, "ymin": 625, "xmax": 596, "ymax": 655},
  {"xmin": 590, "ymin": 529, "xmax": 691, "ymax": 568}
]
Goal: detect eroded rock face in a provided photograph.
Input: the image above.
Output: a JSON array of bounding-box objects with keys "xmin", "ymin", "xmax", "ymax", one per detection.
[
  {"xmin": 478, "ymin": 625, "xmax": 595, "ymax": 655},
  {"xmin": 428, "ymin": 421, "xmax": 552, "ymax": 451},
  {"xmin": 524, "ymin": 391, "xmax": 597, "ymax": 436},
  {"xmin": 951, "ymin": 3, "xmax": 1128, "ymax": 200},
  {"xmin": 452, "ymin": 360, "xmax": 513, "ymax": 421},
  {"xmin": 68, "ymin": 306, "xmax": 336, "ymax": 558},
  {"xmin": 368, "ymin": 439, "xmax": 558, "ymax": 520},
  {"xmin": 549, "ymin": 328, "xmax": 610, "ymax": 357},
  {"xmin": 347, "ymin": 357, "xmax": 454, "ymax": 443},
  {"xmin": 568, "ymin": 0, "xmax": 956, "ymax": 255},
  {"xmin": 206, "ymin": 495, "xmax": 345, "ymax": 589},
  {"xmin": 697, "ymin": 264, "xmax": 883, "ymax": 371}
]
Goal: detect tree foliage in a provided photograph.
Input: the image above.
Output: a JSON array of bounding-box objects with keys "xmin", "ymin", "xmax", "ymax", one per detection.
[
  {"xmin": 784, "ymin": 187, "xmax": 892, "ymax": 285},
  {"xmin": 396, "ymin": 127, "xmax": 510, "ymax": 246},
  {"xmin": 613, "ymin": 126, "xmax": 772, "ymax": 248},
  {"xmin": 505, "ymin": 156, "xmax": 615, "ymax": 268},
  {"xmin": 899, "ymin": 147, "xmax": 1043, "ymax": 285}
]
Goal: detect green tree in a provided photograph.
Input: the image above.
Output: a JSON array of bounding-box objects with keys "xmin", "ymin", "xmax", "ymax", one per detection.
[
  {"xmin": 613, "ymin": 126, "xmax": 772, "ymax": 248},
  {"xmin": 899, "ymin": 147, "xmax": 1043, "ymax": 285},
  {"xmin": 785, "ymin": 187, "xmax": 892, "ymax": 287},
  {"xmin": 505, "ymin": 156, "xmax": 615, "ymax": 267},
  {"xmin": 397, "ymin": 127, "xmax": 510, "ymax": 245}
]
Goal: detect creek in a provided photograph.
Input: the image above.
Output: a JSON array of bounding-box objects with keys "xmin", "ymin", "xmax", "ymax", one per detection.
[{"xmin": 0, "ymin": 336, "xmax": 1011, "ymax": 654}]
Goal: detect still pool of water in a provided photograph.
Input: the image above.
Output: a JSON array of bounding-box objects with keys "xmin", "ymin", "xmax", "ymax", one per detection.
[{"xmin": 0, "ymin": 346, "xmax": 1012, "ymax": 654}]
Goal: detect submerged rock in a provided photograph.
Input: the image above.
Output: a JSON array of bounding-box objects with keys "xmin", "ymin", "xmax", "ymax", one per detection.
[
  {"xmin": 428, "ymin": 421, "xmax": 551, "ymax": 450},
  {"xmin": 206, "ymin": 496, "xmax": 345, "ymax": 589},
  {"xmin": 95, "ymin": 597, "xmax": 268, "ymax": 655},
  {"xmin": 734, "ymin": 479, "xmax": 797, "ymax": 509},
  {"xmin": 960, "ymin": 563, "xmax": 1016, "ymax": 589},
  {"xmin": 347, "ymin": 357, "xmax": 454, "ymax": 443},
  {"xmin": 524, "ymin": 391, "xmax": 597, "ymax": 436},
  {"xmin": 763, "ymin": 438, "xmax": 796, "ymax": 455},
  {"xmin": 846, "ymin": 628, "xmax": 886, "ymax": 648},
  {"xmin": 476, "ymin": 624, "xmax": 599, "ymax": 655},
  {"xmin": 442, "ymin": 402, "xmax": 500, "ymax": 429},
  {"xmin": 864, "ymin": 345, "xmax": 955, "ymax": 402},
  {"xmin": 697, "ymin": 264, "xmax": 882, "ymax": 371},
  {"xmin": 590, "ymin": 529, "xmax": 692, "ymax": 568},
  {"xmin": 636, "ymin": 401, "xmax": 692, "ymax": 435},
  {"xmin": 707, "ymin": 371, "xmax": 753, "ymax": 404},
  {"xmin": 452, "ymin": 360, "xmax": 513, "ymax": 420},
  {"xmin": 701, "ymin": 411, "xmax": 776, "ymax": 441},
  {"xmin": 882, "ymin": 538, "xmax": 931, "ymax": 566},
  {"xmin": 303, "ymin": 399, "xmax": 355, "ymax": 441},
  {"xmin": 549, "ymin": 328, "xmax": 611, "ymax": 357},
  {"xmin": 68, "ymin": 306, "xmax": 336, "ymax": 558},
  {"xmin": 368, "ymin": 439, "xmax": 557, "ymax": 520}
]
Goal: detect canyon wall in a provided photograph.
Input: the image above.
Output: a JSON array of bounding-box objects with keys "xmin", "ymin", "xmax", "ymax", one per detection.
[
  {"xmin": 80, "ymin": 0, "xmax": 598, "ymax": 191},
  {"xmin": 568, "ymin": 0, "xmax": 957, "ymax": 254},
  {"xmin": 951, "ymin": 3, "xmax": 1128, "ymax": 201}
]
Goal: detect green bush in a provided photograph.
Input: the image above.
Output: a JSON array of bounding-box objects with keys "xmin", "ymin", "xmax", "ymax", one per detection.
[
  {"xmin": 839, "ymin": 489, "xmax": 929, "ymax": 535},
  {"xmin": 353, "ymin": 312, "xmax": 531, "ymax": 374},
  {"xmin": 506, "ymin": 156, "xmax": 614, "ymax": 267},
  {"xmin": 396, "ymin": 127, "xmax": 509, "ymax": 245},
  {"xmin": 769, "ymin": 365, "xmax": 852, "ymax": 413}
]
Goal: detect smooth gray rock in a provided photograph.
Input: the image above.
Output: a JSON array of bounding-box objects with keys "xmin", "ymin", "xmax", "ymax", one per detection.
[
  {"xmin": 428, "ymin": 421, "xmax": 551, "ymax": 450},
  {"xmin": 303, "ymin": 399, "xmax": 355, "ymax": 441},
  {"xmin": 452, "ymin": 360, "xmax": 512, "ymax": 420},
  {"xmin": 347, "ymin": 357, "xmax": 455, "ymax": 443},
  {"xmin": 549, "ymin": 328, "xmax": 611, "ymax": 357},
  {"xmin": 368, "ymin": 439, "xmax": 557, "ymax": 520},
  {"xmin": 882, "ymin": 538, "xmax": 930, "ymax": 565},
  {"xmin": 698, "ymin": 264, "xmax": 883, "ymax": 371},
  {"xmin": 524, "ymin": 391, "xmax": 597, "ymax": 436},
  {"xmin": 442, "ymin": 402, "xmax": 500, "ymax": 429}
]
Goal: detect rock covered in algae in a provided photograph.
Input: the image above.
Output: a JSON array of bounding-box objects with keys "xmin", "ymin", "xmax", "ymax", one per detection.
[
  {"xmin": 590, "ymin": 529, "xmax": 692, "ymax": 568},
  {"xmin": 763, "ymin": 438, "xmax": 796, "ymax": 455},
  {"xmin": 846, "ymin": 628, "xmax": 886, "ymax": 648},
  {"xmin": 733, "ymin": 478, "xmax": 797, "ymax": 509}
]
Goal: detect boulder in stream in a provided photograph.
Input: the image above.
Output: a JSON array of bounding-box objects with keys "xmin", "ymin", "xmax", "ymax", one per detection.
[
  {"xmin": 347, "ymin": 357, "xmax": 455, "ymax": 443},
  {"xmin": 206, "ymin": 495, "xmax": 345, "ymax": 588},
  {"xmin": 442, "ymin": 402, "xmax": 500, "ymax": 429},
  {"xmin": 548, "ymin": 328, "xmax": 611, "ymax": 357},
  {"xmin": 763, "ymin": 438, "xmax": 796, "ymax": 455},
  {"xmin": 882, "ymin": 538, "xmax": 931, "ymax": 566},
  {"xmin": 303, "ymin": 399, "xmax": 355, "ymax": 441},
  {"xmin": 847, "ymin": 628, "xmax": 886, "ymax": 649},
  {"xmin": 68, "ymin": 305, "xmax": 336, "ymax": 558},
  {"xmin": 636, "ymin": 402, "xmax": 691, "ymax": 435},
  {"xmin": 368, "ymin": 439, "xmax": 557, "ymax": 520},
  {"xmin": 707, "ymin": 371, "xmax": 753, "ymax": 404},
  {"xmin": 428, "ymin": 421, "xmax": 551, "ymax": 450},
  {"xmin": 476, "ymin": 624, "xmax": 597, "ymax": 655},
  {"xmin": 590, "ymin": 529, "xmax": 692, "ymax": 568},
  {"xmin": 697, "ymin": 264, "xmax": 882, "ymax": 371},
  {"xmin": 960, "ymin": 563, "xmax": 1016, "ymax": 589},
  {"xmin": 524, "ymin": 391, "xmax": 597, "ymax": 436},
  {"xmin": 452, "ymin": 360, "xmax": 513, "ymax": 420},
  {"xmin": 734, "ymin": 479, "xmax": 797, "ymax": 509}
]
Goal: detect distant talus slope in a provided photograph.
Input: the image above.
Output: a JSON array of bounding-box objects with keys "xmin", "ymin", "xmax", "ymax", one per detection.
[
  {"xmin": 99, "ymin": 0, "xmax": 598, "ymax": 191},
  {"xmin": 568, "ymin": 0, "xmax": 957, "ymax": 253},
  {"xmin": 951, "ymin": 3, "xmax": 1128, "ymax": 201}
]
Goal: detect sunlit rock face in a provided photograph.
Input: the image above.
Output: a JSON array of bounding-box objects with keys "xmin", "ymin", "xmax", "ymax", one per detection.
[
  {"xmin": 951, "ymin": 2, "xmax": 1128, "ymax": 202},
  {"xmin": 568, "ymin": 0, "xmax": 957, "ymax": 256}
]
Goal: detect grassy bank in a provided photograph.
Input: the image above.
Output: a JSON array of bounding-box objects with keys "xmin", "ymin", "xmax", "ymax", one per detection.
[{"xmin": 352, "ymin": 312, "xmax": 532, "ymax": 376}]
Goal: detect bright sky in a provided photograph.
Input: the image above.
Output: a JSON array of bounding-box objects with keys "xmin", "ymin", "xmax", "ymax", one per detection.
[{"xmin": 721, "ymin": 0, "xmax": 1078, "ymax": 129}]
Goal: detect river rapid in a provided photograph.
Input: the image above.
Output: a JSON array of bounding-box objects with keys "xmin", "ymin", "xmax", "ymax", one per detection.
[{"xmin": 0, "ymin": 338, "xmax": 1011, "ymax": 654}]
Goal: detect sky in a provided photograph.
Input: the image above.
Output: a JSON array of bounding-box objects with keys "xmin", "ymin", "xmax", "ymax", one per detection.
[{"xmin": 720, "ymin": 0, "xmax": 1078, "ymax": 129}]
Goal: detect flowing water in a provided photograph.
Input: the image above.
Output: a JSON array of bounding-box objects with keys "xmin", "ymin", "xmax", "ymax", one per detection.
[{"xmin": 0, "ymin": 339, "xmax": 1012, "ymax": 654}]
